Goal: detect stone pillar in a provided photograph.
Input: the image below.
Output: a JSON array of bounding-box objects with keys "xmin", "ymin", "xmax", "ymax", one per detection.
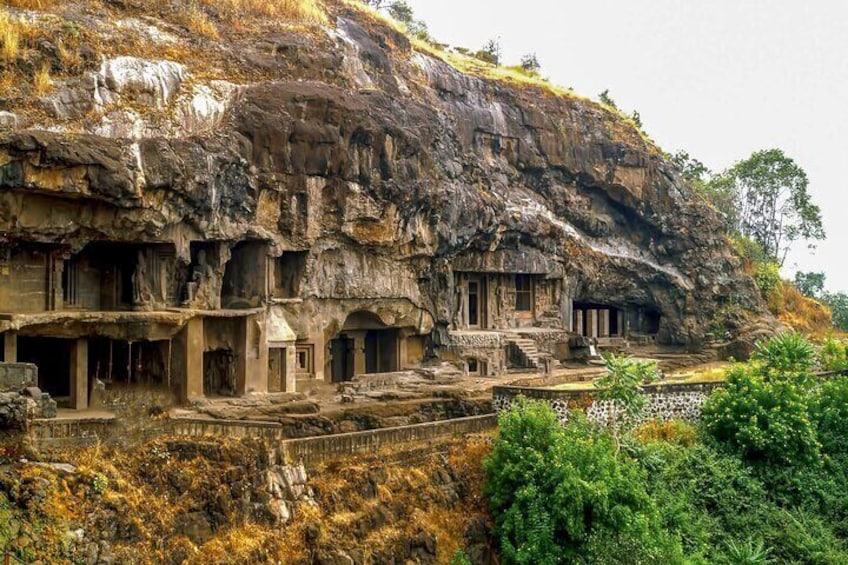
[
  {"xmin": 573, "ymin": 310, "xmax": 584, "ymax": 336},
  {"xmin": 243, "ymin": 314, "xmax": 269, "ymax": 394},
  {"xmin": 617, "ymin": 310, "xmax": 625, "ymax": 337},
  {"xmin": 184, "ymin": 317, "xmax": 204, "ymax": 401},
  {"xmin": 69, "ymin": 338, "xmax": 88, "ymax": 410},
  {"xmin": 600, "ymin": 309, "xmax": 610, "ymax": 337},
  {"xmin": 588, "ymin": 309, "xmax": 599, "ymax": 339},
  {"xmin": 350, "ymin": 331, "xmax": 367, "ymax": 376},
  {"xmin": 284, "ymin": 345, "xmax": 297, "ymax": 392},
  {"xmin": 312, "ymin": 335, "xmax": 326, "ymax": 382},
  {"xmin": 3, "ymin": 332, "xmax": 17, "ymax": 363},
  {"xmin": 398, "ymin": 333, "xmax": 409, "ymax": 370}
]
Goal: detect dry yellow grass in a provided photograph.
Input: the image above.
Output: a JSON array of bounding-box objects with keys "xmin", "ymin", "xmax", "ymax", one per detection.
[
  {"xmin": 182, "ymin": 3, "xmax": 219, "ymax": 39},
  {"xmin": 32, "ymin": 61, "xmax": 51, "ymax": 94},
  {"xmin": 5, "ymin": 0, "xmax": 57, "ymax": 9},
  {"xmin": 199, "ymin": 0, "xmax": 328, "ymax": 24},
  {"xmin": 778, "ymin": 281, "xmax": 833, "ymax": 337},
  {"xmin": 0, "ymin": 9, "xmax": 20, "ymax": 61}
]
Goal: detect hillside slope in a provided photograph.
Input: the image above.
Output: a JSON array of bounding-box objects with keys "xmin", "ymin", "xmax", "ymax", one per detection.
[{"xmin": 0, "ymin": 0, "xmax": 770, "ymax": 344}]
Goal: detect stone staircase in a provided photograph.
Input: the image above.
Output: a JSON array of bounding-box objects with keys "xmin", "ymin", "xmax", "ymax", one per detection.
[{"xmin": 503, "ymin": 333, "xmax": 544, "ymax": 370}]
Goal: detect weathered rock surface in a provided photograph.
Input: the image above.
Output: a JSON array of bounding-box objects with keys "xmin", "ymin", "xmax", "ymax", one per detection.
[{"xmin": 0, "ymin": 1, "xmax": 771, "ymax": 347}]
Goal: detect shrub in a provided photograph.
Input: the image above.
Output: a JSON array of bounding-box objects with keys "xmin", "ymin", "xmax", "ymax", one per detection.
[
  {"xmin": 722, "ymin": 539, "xmax": 772, "ymax": 565},
  {"xmin": 483, "ymin": 399, "xmax": 680, "ymax": 564},
  {"xmin": 701, "ymin": 364, "xmax": 819, "ymax": 465},
  {"xmin": 811, "ymin": 377, "xmax": 848, "ymax": 454},
  {"xmin": 819, "ymin": 337, "xmax": 848, "ymax": 372},
  {"xmin": 641, "ymin": 442, "xmax": 768, "ymax": 562},
  {"xmin": 753, "ymin": 261, "xmax": 782, "ymax": 311},
  {"xmin": 751, "ymin": 331, "xmax": 816, "ymax": 376}
]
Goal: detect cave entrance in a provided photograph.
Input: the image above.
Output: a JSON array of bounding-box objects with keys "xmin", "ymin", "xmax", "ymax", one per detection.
[
  {"xmin": 221, "ymin": 241, "xmax": 269, "ymax": 309},
  {"xmin": 87, "ymin": 338, "xmax": 171, "ymax": 390},
  {"xmin": 572, "ymin": 302, "xmax": 624, "ymax": 339},
  {"xmin": 203, "ymin": 349, "xmax": 237, "ymax": 397},
  {"xmin": 330, "ymin": 311, "xmax": 402, "ymax": 382},
  {"xmin": 364, "ymin": 328, "xmax": 399, "ymax": 374},
  {"xmin": 17, "ymin": 336, "xmax": 71, "ymax": 399},
  {"xmin": 330, "ymin": 335, "xmax": 355, "ymax": 383}
]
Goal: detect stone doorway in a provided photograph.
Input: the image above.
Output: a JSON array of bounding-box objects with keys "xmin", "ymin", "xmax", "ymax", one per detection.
[
  {"xmin": 330, "ymin": 335, "xmax": 355, "ymax": 383},
  {"xmin": 364, "ymin": 328, "xmax": 399, "ymax": 374},
  {"xmin": 17, "ymin": 336, "xmax": 71, "ymax": 398},
  {"xmin": 203, "ymin": 349, "xmax": 236, "ymax": 396}
]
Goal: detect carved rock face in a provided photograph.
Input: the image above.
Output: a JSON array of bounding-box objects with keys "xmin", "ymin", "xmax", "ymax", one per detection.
[{"xmin": 0, "ymin": 7, "xmax": 770, "ymax": 346}]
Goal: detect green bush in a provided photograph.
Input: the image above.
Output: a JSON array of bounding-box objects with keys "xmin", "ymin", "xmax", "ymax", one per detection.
[
  {"xmin": 811, "ymin": 377, "xmax": 848, "ymax": 454},
  {"xmin": 701, "ymin": 364, "xmax": 819, "ymax": 465},
  {"xmin": 754, "ymin": 262, "xmax": 781, "ymax": 294},
  {"xmin": 819, "ymin": 337, "xmax": 848, "ymax": 372},
  {"xmin": 751, "ymin": 332, "xmax": 816, "ymax": 376},
  {"xmin": 722, "ymin": 539, "xmax": 772, "ymax": 565},
  {"xmin": 483, "ymin": 399, "xmax": 681, "ymax": 564}
]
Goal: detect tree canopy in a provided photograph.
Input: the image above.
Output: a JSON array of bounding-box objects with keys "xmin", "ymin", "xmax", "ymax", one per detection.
[{"xmin": 706, "ymin": 149, "xmax": 824, "ymax": 265}]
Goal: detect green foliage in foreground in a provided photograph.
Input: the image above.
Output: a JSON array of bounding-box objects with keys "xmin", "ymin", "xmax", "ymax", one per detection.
[
  {"xmin": 483, "ymin": 400, "xmax": 680, "ymax": 564},
  {"xmin": 484, "ymin": 334, "xmax": 848, "ymax": 564}
]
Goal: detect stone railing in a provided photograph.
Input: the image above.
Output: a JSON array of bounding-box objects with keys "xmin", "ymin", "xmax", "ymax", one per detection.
[
  {"xmin": 170, "ymin": 414, "xmax": 497, "ymax": 464},
  {"xmin": 276, "ymin": 414, "xmax": 496, "ymax": 464},
  {"xmin": 29, "ymin": 415, "xmax": 120, "ymax": 447}
]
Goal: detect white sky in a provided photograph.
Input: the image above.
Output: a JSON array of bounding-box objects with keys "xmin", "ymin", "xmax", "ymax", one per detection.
[{"xmin": 406, "ymin": 0, "xmax": 848, "ymax": 292}]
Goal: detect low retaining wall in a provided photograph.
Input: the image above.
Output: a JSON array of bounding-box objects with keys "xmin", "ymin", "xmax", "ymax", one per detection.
[
  {"xmin": 171, "ymin": 414, "xmax": 497, "ymax": 464},
  {"xmin": 29, "ymin": 416, "xmax": 120, "ymax": 447},
  {"xmin": 277, "ymin": 414, "xmax": 496, "ymax": 464},
  {"xmin": 493, "ymin": 382, "xmax": 724, "ymax": 424}
]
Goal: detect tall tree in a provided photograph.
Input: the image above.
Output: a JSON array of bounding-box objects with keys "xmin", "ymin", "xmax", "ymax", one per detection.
[
  {"xmin": 709, "ymin": 149, "xmax": 824, "ymax": 265},
  {"xmin": 794, "ymin": 271, "xmax": 826, "ymax": 298}
]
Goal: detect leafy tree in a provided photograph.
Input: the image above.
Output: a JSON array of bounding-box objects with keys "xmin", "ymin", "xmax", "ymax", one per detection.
[
  {"xmin": 598, "ymin": 89, "xmax": 617, "ymax": 109},
  {"xmin": 708, "ymin": 149, "xmax": 825, "ymax": 265},
  {"xmin": 474, "ymin": 37, "xmax": 502, "ymax": 65},
  {"xmin": 385, "ymin": 0, "xmax": 413, "ymax": 22},
  {"xmin": 821, "ymin": 291, "xmax": 848, "ymax": 331},
  {"xmin": 794, "ymin": 271, "xmax": 826, "ymax": 298},
  {"xmin": 519, "ymin": 52, "xmax": 540, "ymax": 73},
  {"xmin": 672, "ymin": 150, "xmax": 711, "ymax": 184},
  {"xmin": 594, "ymin": 354, "xmax": 658, "ymax": 453}
]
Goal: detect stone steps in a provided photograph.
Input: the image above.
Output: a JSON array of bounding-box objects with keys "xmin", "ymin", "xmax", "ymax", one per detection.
[{"xmin": 504, "ymin": 336, "xmax": 543, "ymax": 369}]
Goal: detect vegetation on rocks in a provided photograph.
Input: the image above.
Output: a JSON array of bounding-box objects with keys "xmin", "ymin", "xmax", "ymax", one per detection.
[{"xmin": 0, "ymin": 436, "xmax": 496, "ymax": 564}]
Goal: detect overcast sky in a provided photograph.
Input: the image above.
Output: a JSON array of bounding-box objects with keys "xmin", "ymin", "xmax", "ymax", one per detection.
[{"xmin": 406, "ymin": 0, "xmax": 848, "ymax": 292}]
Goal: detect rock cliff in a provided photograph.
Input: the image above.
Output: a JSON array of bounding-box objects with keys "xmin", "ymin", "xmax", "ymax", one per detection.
[{"xmin": 0, "ymin": 0, "xmax": 769, "ymax": 345}]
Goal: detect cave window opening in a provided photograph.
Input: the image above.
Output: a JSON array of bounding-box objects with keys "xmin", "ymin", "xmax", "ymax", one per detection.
[
  {"xmin": 515, "ymin": 274, "xmax": 533, "ymax": 312},
  {"xmin": 274, "ymin": 251, "xmax": 308, "ymax": 299},
  {"xmin": 296, "ymin": 345, "xmax": 313, "ymax": 374},
  {"xmin": 62, "ymin": 259, "xmax": 80, "ymax": 307},
  {"xmin": 222, "ymin": 241, "xmax": 269, "ymax": 309}
]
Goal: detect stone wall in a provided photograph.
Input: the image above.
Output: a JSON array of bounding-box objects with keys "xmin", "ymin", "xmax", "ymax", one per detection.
[
  {"xmin": 169, "ymin": 413, "xmax": 497, "ymax": 465},
  {"xmin": 444, "ymin": 331, "xmax": 506, "ymax": 376},
  {"xmin": 492, "ymin": 382, "xmax": 723, "ymax": 425},
  {"xmin": 0, "ymin": 362, "xmax": 37, "ymax": 391}
]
